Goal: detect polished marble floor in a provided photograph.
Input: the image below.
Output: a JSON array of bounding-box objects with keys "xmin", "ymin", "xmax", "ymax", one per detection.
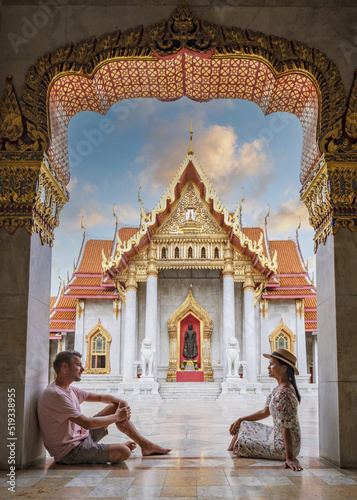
[{"xmin": 1, "ymin": 395, "xmax": 357, "ymax": 499}]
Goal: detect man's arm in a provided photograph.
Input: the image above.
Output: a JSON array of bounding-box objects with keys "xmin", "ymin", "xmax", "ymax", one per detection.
[
  {"xmin": 85, "ymin": 393, "xmax": 127, "ymax": 405},
  {"xmin": 69, "ymin": 404, "xmax": 130, "ymax": 430}
]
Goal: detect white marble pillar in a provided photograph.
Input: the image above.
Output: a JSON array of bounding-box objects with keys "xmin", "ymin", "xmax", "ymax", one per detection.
[
  {"xmin": 144, "ymin": 245, "xmax": 158, "ymax": 376},
  {"xmin": 111, "ymin": 299, "xmax": 121, "ymax": 376},
  {"xmin": 243, "ymin": 268, "xmax": 257, "ymax": 382},
  {"xmin": 259, "ymin": 299, "xmax": 270, "ymax": 376},
  {"xmin": 122, "ymin": 263, "xmax": 137, "ymax": 381},
  {"xmin": 295, "ymin": 299, "xmax": 308, "ymax": 375},
  {"xmin": 313, "ymin": 334, "xmax": 318, "ymax": 384},
  {"xmin": 61, "ymin": 332, "xmax": 68, "ymax": 352},
  {"xmin": 222, "ymin": 244, "xmax": 235, "ymax": 378},
  {"xmin": 74, "ymin": 299, "xmax": 85, "ymax": 355}
]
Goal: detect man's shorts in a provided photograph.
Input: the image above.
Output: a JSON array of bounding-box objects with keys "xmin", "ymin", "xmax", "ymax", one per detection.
[{"xmin": 57, "ymin": 411, "xmax": 110, "ymax": 464}]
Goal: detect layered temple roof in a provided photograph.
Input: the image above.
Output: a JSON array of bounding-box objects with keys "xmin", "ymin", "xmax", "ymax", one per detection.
[{"xmin": 50, "ymin": 148, "xmax": 316, "ymax": 334}]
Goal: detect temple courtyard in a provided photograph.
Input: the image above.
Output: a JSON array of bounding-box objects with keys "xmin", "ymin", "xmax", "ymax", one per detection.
[{"xmin": 1, "ymin": 395, "xmax": 357, "ymax": 499}]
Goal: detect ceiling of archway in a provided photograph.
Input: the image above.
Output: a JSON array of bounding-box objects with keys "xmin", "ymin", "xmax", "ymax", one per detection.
[{"xmin": 48, "ymin": 51, "xmax": 320, "ymax": 185}]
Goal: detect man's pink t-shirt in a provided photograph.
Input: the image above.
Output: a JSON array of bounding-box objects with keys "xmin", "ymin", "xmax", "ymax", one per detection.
[{"xmin": 37, "ymin": 381, "xmax": 90, "ymax": 462}]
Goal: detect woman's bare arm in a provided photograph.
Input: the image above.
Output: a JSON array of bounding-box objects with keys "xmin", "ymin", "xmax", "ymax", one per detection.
[
  {"xmin": 229, "ymin": 406, "xmax": 270, "ymax": 435},
  {"xmin": 282, "ymin": 426, "xmax": 303, "ymax": 471}
]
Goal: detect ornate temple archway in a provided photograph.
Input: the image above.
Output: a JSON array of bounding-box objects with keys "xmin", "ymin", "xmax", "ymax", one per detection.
[{"xmin": 1, "ymin": 0, "xmax": 357, "ymax": 469}]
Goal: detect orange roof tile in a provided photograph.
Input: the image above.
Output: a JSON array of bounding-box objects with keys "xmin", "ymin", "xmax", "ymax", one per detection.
[
  {"xmin": 304, "ymin": 297, "xmax": 317, "ymax": 309},
  {"xmin": 305, "ymin": 311, "xmax": 317, "ymax": 320},
  {"xmin": 278, "ymin": 277, "xmax": 312, "ymax": 287},
  {"xmin": 51, "ymin": 311, "xmax": 76, "ymax": 320},
  {"xmin": 65, "ymin": 289, "xmax": 115, "ymax": 296},
  {"xmin": 305, "ymin": 322, "xmax": 317, "ymax": 330},
  {"xmin": 77, "ymin": 240, "xmax": 113, "ymax": 274},
  {"xmin": 242, "ymin": 228, "xmax": 268, "ymax": 258},
  {"xmin": 269, "ymin": 240, "xmax": 305, "ymax": 274},
  {"xmin": 70, "ymin": 277, "xmax": 103, "ymax": 287},
  {"xmin": 267, "ymin": 288, "xmax": 315, "ymax": 296},
  {"xmin": 50, "ymin": 296, "xmax": 56, "ymax": 310},
  {"xmin": 55, "ymin": 296, "xmax": 76, "ymax": 309},
  {"xmin": 49, "ymin": 322, "xmax": 75, "ymax": 330},
  {"xmin": 119, "ymin": 227, "xmax": 139, "ymax": 242}
]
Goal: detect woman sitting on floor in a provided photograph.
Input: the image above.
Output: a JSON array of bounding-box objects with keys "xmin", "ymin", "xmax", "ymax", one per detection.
[{"xmin": 228, "ymin": 348, "xmax": 303, "ymax": 471}]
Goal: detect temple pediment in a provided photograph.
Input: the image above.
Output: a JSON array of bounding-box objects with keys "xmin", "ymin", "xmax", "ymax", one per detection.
[{"xmin": 156, "ymin": 183, "xmax": 225, "ymax": 236}]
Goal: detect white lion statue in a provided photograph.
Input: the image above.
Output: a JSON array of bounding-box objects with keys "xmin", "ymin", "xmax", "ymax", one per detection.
[
  {"xmin": 226, "ymin": 337, "xmax": 240, "ymax": 377},
  {"xmin": 140, "ymin": 338, "xmax": 155, "ymax": 377}
]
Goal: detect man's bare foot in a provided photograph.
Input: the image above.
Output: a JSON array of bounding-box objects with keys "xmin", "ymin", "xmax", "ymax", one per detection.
[
  {"xmin": 141, "ymin": 441, "xmax": 171, "ymax": 456},
  {"xmin": 124, "ymin": 440, "xmax": 137, "ymax": 451}
]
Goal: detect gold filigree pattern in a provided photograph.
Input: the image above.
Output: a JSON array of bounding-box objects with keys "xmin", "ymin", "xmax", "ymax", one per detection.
[
  {"xmin": 0, "ymin": 152, "xmax": 68, "ymax": 244},
  {"xmin": 84, "ymin": 319, "xmax": 111, "ymax": 374},
  {"xmin": 269, "ymin": 319, "xmax": 296, "ymax": 355},
  {"xmin": 157, "ymin": 183, "xmax": 224, "ymax": 235},
  {"xmin": 3, "ymin": 1, "xmax": 345, "ymax": 187}
]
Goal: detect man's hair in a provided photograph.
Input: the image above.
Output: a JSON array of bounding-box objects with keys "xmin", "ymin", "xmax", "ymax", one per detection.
[{"xmin": 53, "ymin": 350, "xmax": 82, "ymax": 374}]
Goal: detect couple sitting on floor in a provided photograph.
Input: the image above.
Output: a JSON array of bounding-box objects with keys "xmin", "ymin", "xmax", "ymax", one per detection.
[{"xmin": 38, "ymin": 349, "xmax": 302, "ymax": 471}]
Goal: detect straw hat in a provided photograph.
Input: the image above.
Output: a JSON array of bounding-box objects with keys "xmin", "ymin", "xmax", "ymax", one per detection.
[{"xmin": 263, "ymin": 348, "xmax": 299, "ymax": 375}]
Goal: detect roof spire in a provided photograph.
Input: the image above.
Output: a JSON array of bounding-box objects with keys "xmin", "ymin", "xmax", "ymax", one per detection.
[
  {"xmin": 239, "ymin": 188, "xmax": 245, "ymax": 230},
  {"xmin": 188, "ymin": 117, "xmax": 194, "ymax": 155},
  {"xmin": 80, "ymin": 216, "xmax": 85, "ymax": 237},
  {"xmin": 264, "ymin": 204, "xmax": 272, "ymax": 259}
]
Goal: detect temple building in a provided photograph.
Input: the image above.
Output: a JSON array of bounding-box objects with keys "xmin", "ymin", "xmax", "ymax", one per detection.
[{"xmin": 49, "ymin": 143, "xmax": 317, "ymax": 398}]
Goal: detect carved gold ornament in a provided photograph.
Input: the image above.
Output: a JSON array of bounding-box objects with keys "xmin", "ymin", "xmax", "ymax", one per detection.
[
  {"xmin": 269, "ymin": 319, "xmax": 296, "ymax": 355},
  {"xmin": 0, "ymin": 152, "xmax": 68, "ymax": 244},
  {"xmin": 166, "ymin": 289, "xmax": 213, "ymax": 382}
]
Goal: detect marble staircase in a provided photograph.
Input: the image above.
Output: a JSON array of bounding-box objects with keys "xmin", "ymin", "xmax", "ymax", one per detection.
[{"xmin": 159, "ymin": 382, "xmax": 221, "ymax": 400}]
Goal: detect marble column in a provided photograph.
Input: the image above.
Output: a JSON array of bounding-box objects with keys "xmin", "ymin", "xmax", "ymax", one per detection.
[
  {"xmin": 259, "ymin": 299, "xmax": 270, "ymax": 376},
  {"xmin": 317, "ymin": 229, "xmax": 357, "ymax": 467},
  {"xmin": 295, "ymin": 299, "xmax": 308, "ymax": 375},
  {"xmin": 144, "ymin": 245, "xmax": 158, "ymax": 378},
  {"xmin": 243, "ymin": 268, "xmax": 257, "ymax": 382},
  {"xmin": 222, "ymin": 244, "xmax": 235, "ymax": 378},
  {"xmin": 313, "ymin": 334, "xmax": 318, "ymax": 384},
  {"xmin": 122, "ymin": 263, "xmax": 137, "ymax": 381},
  {"xmin": 111, "ymin": 299, "xmax": 121, "ymax": 376},
  {"xmin": 0, "ymin": 229, "xmax": 51, "ymax": 468},
  {"xmin": 74, "ymin": 299, "xmax": 85, "ymax": 354}
]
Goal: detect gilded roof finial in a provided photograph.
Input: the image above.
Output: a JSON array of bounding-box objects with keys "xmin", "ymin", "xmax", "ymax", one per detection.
[
  {"xmin": 239, "ymin": 187, "xmax": 245, "ymax": 230},
  {"xmin": 112, "ymin": 203, "xmax": 118, "ymax": 225},
  {"xmin": 296, "ymin": 216, "xmax": 301, "ymax": 240},
  {"xmin": 80, "ymin": 216, "xmax": 85, "ymax": 237},
  {"xmin": 265, "ymin": 204, "xmax": 270, "ymax": 225},
  {"xmin": 73, "ymin": 259, "xmax": 76, "ymax": 273},
  {"xmin": 188, "ymin": 117, "xmax": 194, "ymax": 155},
  {"xmin": 57, "ymin": 269, "xmax": 63, "ymax": 288}
]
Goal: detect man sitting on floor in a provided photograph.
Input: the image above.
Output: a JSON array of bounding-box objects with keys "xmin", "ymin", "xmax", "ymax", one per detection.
[{"xmin": 37, "ymin": 350, "xmax": 171, "ymax": 464}]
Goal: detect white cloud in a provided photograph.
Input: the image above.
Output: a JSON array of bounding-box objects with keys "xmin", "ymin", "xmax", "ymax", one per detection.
[{"xmin": 82, "ymin": 183, "xmax": 97, "ymax": 195}]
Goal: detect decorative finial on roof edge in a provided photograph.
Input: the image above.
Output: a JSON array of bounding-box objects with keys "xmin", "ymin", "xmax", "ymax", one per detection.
[
  {"xmin": 188, "ymin": 117, "xmax": 194, "ymax": 155},
  {"xmin": 295, "ymin": 216, "xmax": 308, "ymax": 273},
  {"xmin": 239, "ymin": 187, "xmax": 245, "ymax": 230},
  {"xmin": 264, "ymin": 204, "xmax": 272, "ymax": 259},
  {"xmin": 80, "ymin": 216, "xmax": 85, "ymax": 237},
  {"xmin": 112, "ymin": 203, "xmax": 119, "ymax": 226}
]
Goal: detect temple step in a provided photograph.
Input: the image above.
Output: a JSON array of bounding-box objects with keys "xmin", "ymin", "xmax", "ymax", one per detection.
[{"xmin": 159, "ymin": 382, "xmax": 221, "ymax": 400}]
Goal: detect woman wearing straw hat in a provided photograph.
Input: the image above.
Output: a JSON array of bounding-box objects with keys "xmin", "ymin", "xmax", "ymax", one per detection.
[{"xmin": 228, "ymin": 348, "xmax": 302, "ymax": 471}]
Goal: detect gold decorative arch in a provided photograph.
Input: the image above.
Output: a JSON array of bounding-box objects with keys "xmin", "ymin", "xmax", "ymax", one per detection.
[
  {"xmin": 84, "ymin": 319, "xmax": 112, "ymax": 374},
  {"xmin": 269, "ymin": 318, "xmax": 296, "ymax": 354},
  {"xmin": 1, "ymin": 1, "xmax": 357, "ymax": 249},
  {"xmin": 167, "ymin": 289, "xmax": 213, "ymax": 381}
]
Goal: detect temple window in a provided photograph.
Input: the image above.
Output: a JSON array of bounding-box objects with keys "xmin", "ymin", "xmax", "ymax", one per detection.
[
  {"xmin": 201, "ymin": 247, "xmax": 206, "ymax": 259},
  {"xmin": 161, "ymin": 247, "xmax": 167, "ymax": 259},
  {"xmin": 188, "ymin": 246, "xmax": 193, "ymax": 258},
  {"xmin": 84, "ymin": 319, "xmax": 111, "ymax": 373},
  {"xmin": 269, "ymin": 319, "xmax": 296, "ymax": 354},
  {"xmin": 214, "ymin": 247, "xmax": 219, "ymax": 259},
  {"xmin": 91, "ymin": 332, "xmax": 106, "ymax": 368},
  {"xmin": 175, "ymin": 246, "xmax": 180, "ymax": 259}
]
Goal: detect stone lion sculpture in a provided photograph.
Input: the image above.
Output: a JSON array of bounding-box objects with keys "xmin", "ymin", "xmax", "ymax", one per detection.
[
  {"xmin": 140, "ymin": 338, "xmax": 155, "ymax": 377},
  {"xmin": 226, "ymin": 337, "xmax": 240, "ymax": 377}
]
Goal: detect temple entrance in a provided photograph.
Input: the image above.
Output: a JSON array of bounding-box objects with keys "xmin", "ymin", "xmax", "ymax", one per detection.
[{"xmin": 167, "ymin": 289, "xmax": 213, "ymax": 383}]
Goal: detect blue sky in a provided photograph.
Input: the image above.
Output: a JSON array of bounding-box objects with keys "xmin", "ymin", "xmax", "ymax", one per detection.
[{"xmin": 51, "ymin": 97, "xmax": 315, "ymax": 295}]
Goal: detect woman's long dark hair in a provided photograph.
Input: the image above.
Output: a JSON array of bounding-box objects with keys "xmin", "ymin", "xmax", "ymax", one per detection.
[{"xmin": 277, "ymin": 358, "xmax": 301, "ymax": 403}]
